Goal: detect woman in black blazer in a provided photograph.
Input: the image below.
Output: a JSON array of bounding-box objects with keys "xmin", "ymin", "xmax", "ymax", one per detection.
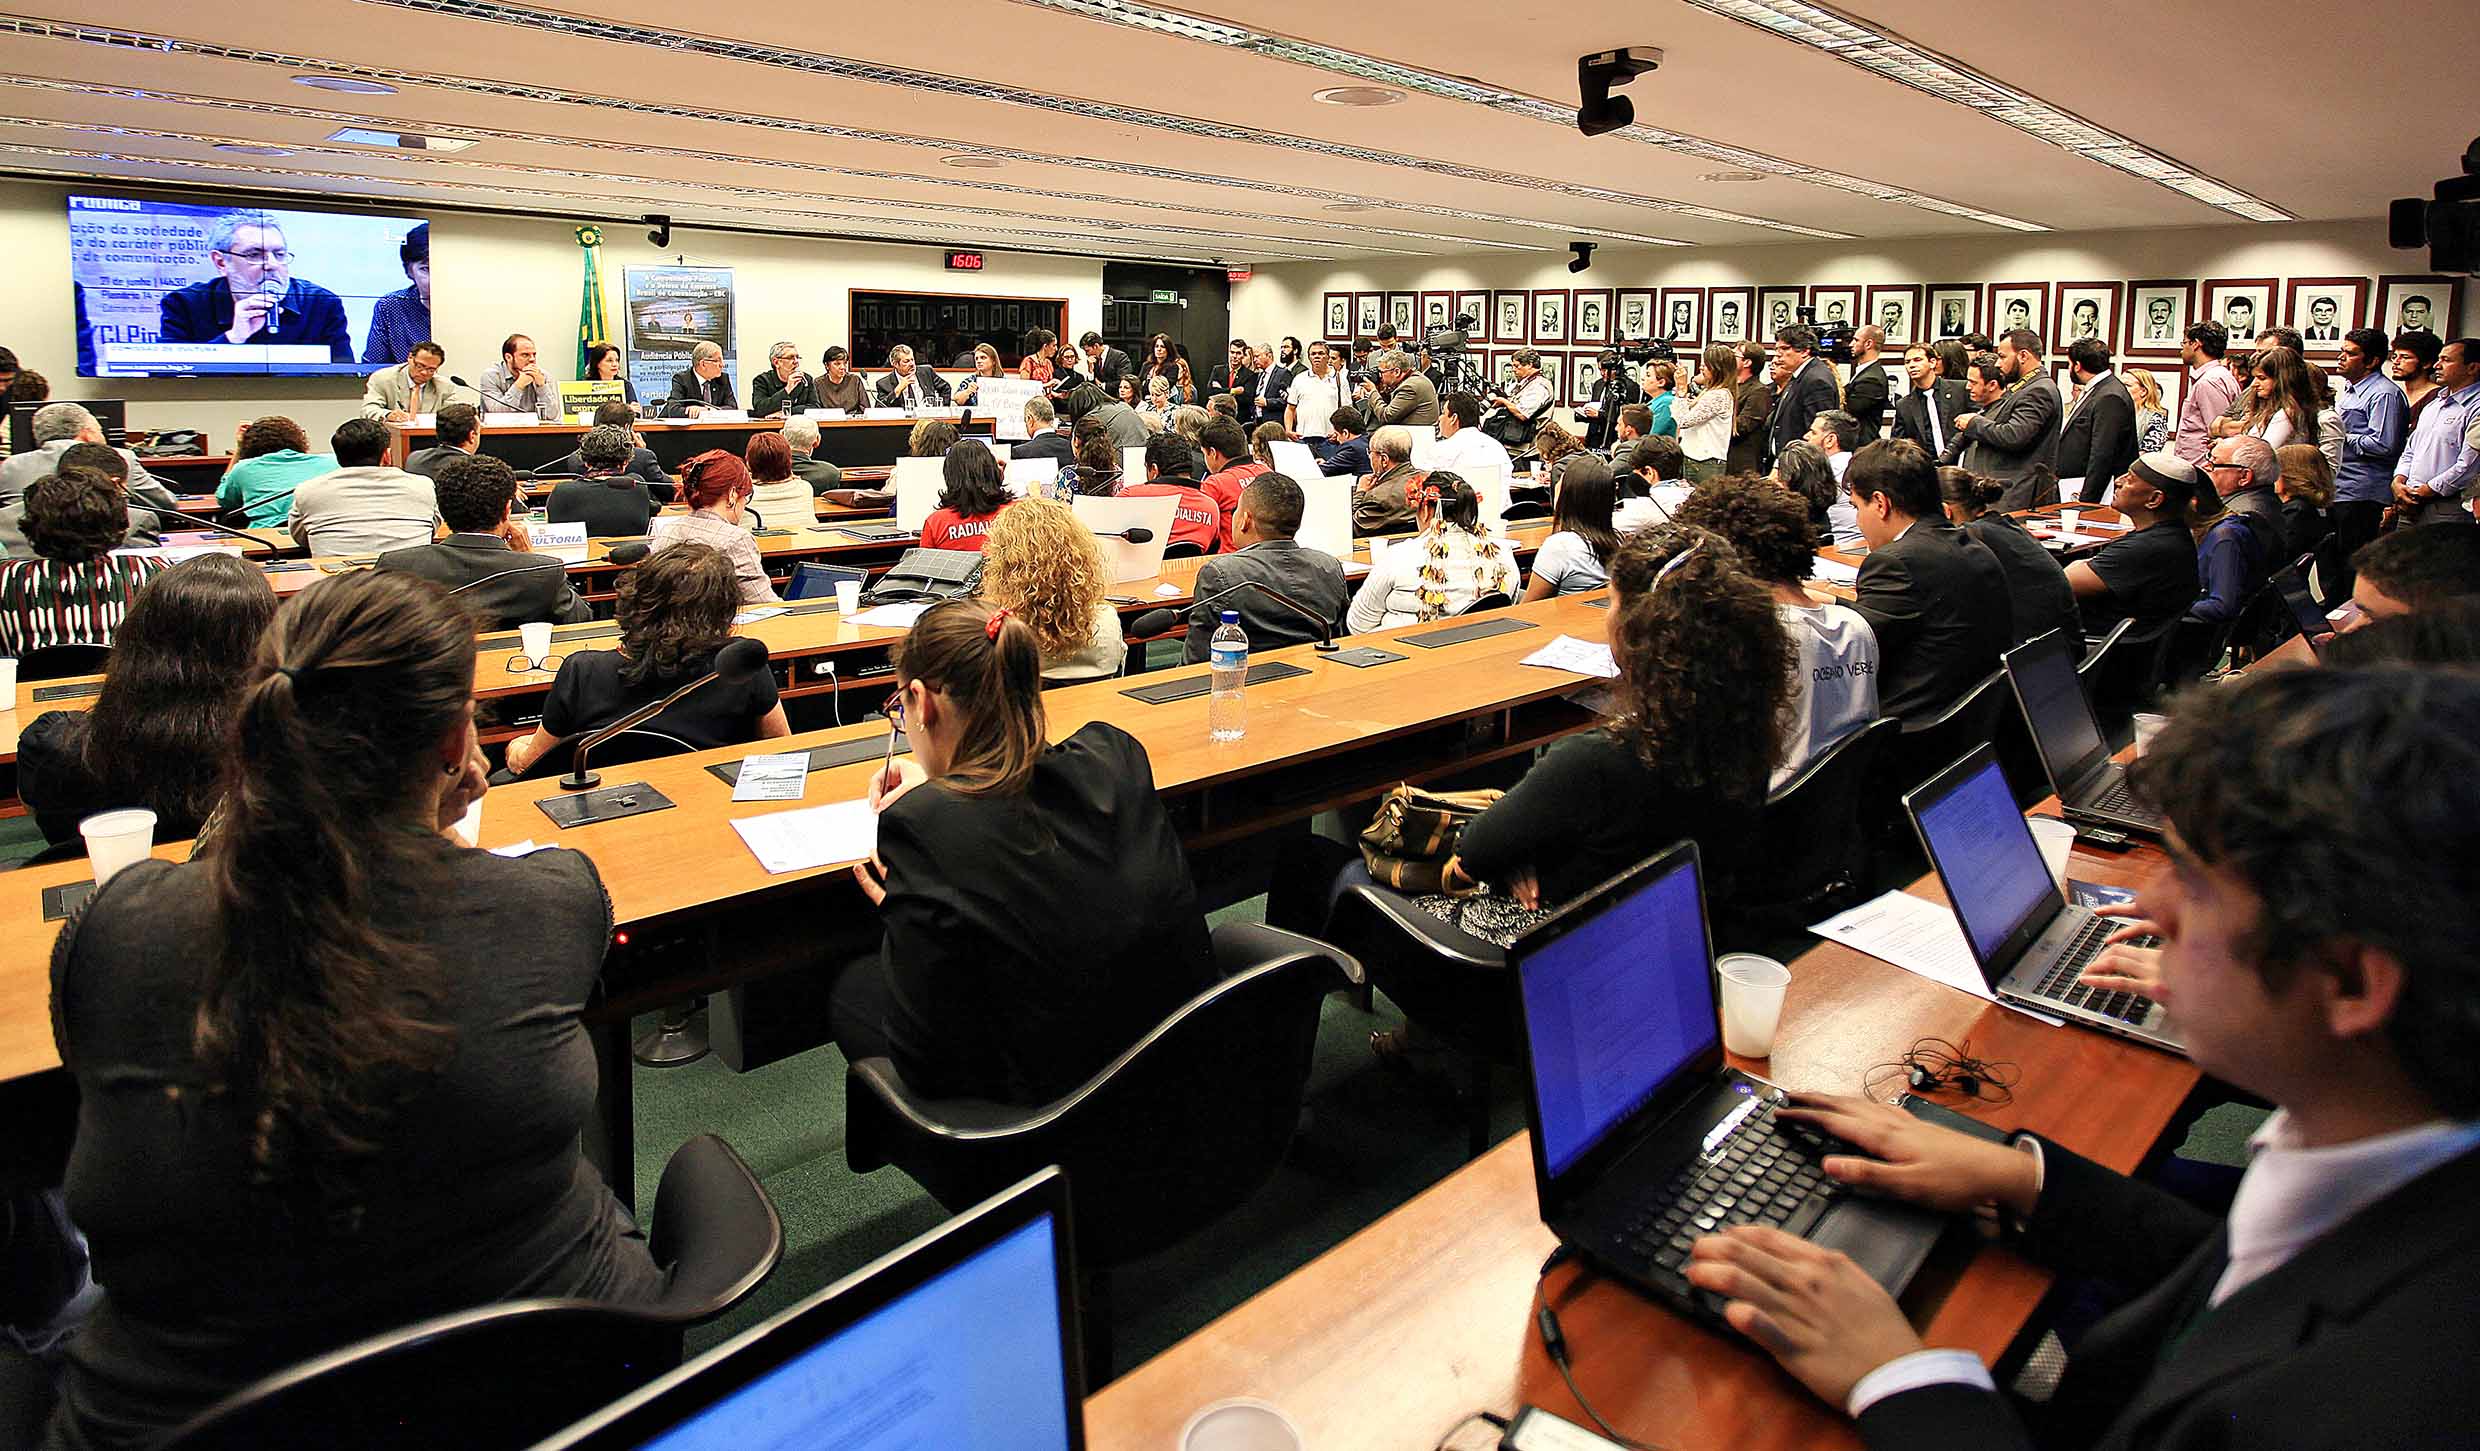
[
  {"xmin": 1938, "ymin": 466, "xmax": 2080, "ymax": 647},
  {"xmin": 837, "ymin": 598, "xmax": 1216, "ymax": 1105}
]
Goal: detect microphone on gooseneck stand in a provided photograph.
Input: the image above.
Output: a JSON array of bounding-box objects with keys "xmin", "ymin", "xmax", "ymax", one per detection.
[
  {"xmin": 1129, "ymin": 578, "xmax": 1340, "ymax": 653},
  {"xmin": 140, "ymin": 504, "xmax": 278, "ymax": 549},
  {"xmin": 560, "ymin": 636, "xmax": 770, "ymax": 792}
]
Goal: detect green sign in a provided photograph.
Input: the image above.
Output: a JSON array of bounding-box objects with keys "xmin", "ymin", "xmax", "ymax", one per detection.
[{"xmin": 1148, "ymin": 289, "xmax": 1180, "ymax": 305}]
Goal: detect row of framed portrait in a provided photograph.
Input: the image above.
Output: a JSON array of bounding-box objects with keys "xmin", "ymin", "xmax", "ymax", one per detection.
[{"xmin": 1322, "ymin": 274, "xmax": 2464, "ymax": 365}]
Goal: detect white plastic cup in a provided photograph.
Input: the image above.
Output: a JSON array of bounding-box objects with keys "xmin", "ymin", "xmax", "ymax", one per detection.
[
  {"xmin": 2058, "ymin": 508, "xmax": 2081, "ymax": 532},
  {"xmin": 834, "ymin": 579, "xmax": 863, "ymax": 615},
  {"xmin": 1180, "ymin": 1399, "xmax": 1304, "ymax": 1451},
  {"xmin": 2132, "ymin": 712, "xmax": 2169, "ymax": 756},
  {"xmin": 1716, "ymin": 953, "xmax": 1792, "ymax": 1058},
  {"xmin": 80, "ymin": 809, "xmax": 157, "ymax": 886},
  {"xmin": 0, "ymin": 656, "xmax": 17, "ymax": 706},
  {"xmin": 2028, "ymin": 817, "xmax": 2077, "ymax": 891},
  {"xmin": 519, "ymin": 621, "xmax": 554, "ymax": 664}
]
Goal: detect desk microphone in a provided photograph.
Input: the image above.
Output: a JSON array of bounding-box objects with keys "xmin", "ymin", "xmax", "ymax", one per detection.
[
  {"xmin": 1129, "ymin": 578, "xmax": 1341, "ymax": 653},
  {"xmin": 603, "ymin": 540, "xmax": 653, "ymax": 565},
  {"xmin": 443, "ymin": 558, "xmax": 573, "ymax": 597},
  {"xmin": 560, "ymin": 635, "xmax": 769, "ymax": 791},
  {"xmin": 140, "ymin": 503, "xmax": 279, "ymax": 549},
  {"xmin": 1091, "ymin": 525, "xmax": 1155, "ymax": 543}
]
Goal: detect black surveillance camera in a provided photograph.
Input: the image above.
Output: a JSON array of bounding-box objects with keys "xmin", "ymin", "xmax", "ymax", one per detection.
[
  {"xmin": 1568, "ymin": 241, "xmax": 1597, "ymax": 275},
  {"xmin": 1577, "ymin": 47, "xmax": 1662, "ymax": 138},
  {"xmin": 645, "ymin": 214, "xmax": 671, "ymax": 248},
  {"xmin": 2390, "ymin": 136, "xmax": 2480, "ymax": 274}
]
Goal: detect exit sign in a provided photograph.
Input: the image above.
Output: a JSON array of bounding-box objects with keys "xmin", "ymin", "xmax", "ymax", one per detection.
[
  {"xmin": 943, "ymin": 250, "xmax": 985, "ymax": 271},
  {"xmin": 1148, "ymin": 288, "xmax": 1180, "ymax": 304}
]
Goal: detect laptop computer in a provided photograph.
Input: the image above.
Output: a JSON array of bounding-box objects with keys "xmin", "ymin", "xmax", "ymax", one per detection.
[
  {"xmin": 1510, "ymin": 840, "xmax": 1949, "ymax": 1321},
  {"xmin": 2002, "ymin": 628, "xmax": 2164, "ymax": 837},
  {"xmin": 1906, "ymin": 745, "xmax": 2185, "ymax": 1055},
  {"xmin": 2272, "ymin": 563, "xmax": 2331, "ymax": 659},
  {"xmin": 532, "ymin": 1168, "xmax": 1085, "ymax": 1450}
]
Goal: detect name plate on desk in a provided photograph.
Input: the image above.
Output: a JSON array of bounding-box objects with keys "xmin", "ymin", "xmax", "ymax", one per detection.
[
  {"xmin": 1120, "ymin": 660, "xmax": 1311, "ymax": 704},
  {"xmin": 522, "ymin": 521, "xmax": 588, "ymax": 549},
  {"xmin": 482, "ymin": 413, "xmax": 546, "ymax": 427},
  {"xmin": 1401, "ymin": 616, "xmax": 1540, "ymax": 649},
  {"xmin": 706, "ymin": 733, "xmax": 910, "ymax": 785},
  {"xmin": 697, "ymin": 410, "xmax": 752, "ymax": 423},
  {"xmin": 533, "ymin": 782, "xmax": 676, "ymax": 829},
  {"xmin": 409, "ymin": 413, "xmax": 437, "ymax": 428}
]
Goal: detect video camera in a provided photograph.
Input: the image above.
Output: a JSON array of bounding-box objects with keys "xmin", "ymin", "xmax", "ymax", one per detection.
[
  {"xmin": 1425, "ymin": 311, "xmax": 1479, "ymax": 354},
  {"xmin": 1615, "ymin": 338, "xmax": 1678, "ymax": 365},
  {"xmin": 2390, "ymin": 135, "xmax": 2480, "ymax": 275},
  {"xmin": 1796, "ymin": 305, "xmax": 1857, "ymax": 365}
]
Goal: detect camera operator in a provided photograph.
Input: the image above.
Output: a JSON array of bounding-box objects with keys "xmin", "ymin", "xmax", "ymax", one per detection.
[
  {"xmin": 1577, "ymin": 347, "xmax": 1646, "ymax": 452},
  {"xmin": 1482, "ymin": 348, "xmax": 1556, "ymax": 447},
  {"xmin": 1353, "ymin": 346, "xmax": 1440, "ymax": 429}
]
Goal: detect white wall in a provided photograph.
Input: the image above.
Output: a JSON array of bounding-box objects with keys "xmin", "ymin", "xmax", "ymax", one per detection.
[{"xmin": 0, "ymin": 178, "xmax": 1105, "ymax": 445}]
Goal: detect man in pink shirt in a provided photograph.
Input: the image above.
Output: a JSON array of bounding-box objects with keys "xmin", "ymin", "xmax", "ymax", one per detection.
[{"xmin": 2175, "ymin": 320, "xmax": 2239, "ymax": 466}]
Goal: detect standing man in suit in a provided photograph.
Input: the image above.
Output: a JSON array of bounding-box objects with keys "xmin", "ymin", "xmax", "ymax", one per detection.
[
  {"xmin": 1890, "ymin": 344, "xmax": 1967, "ymax": 458},
  {"xmin": 1077, "ymin": 331, "xmax": 1128, "ymax": 394},
  {"xmin": 1684, "ymin": 664, "xmax": 2480, "ymax": 1451},
  {"xmin": 1950, "ymin": 330, "xmax": 2063, "ymax": 511},
  {"xmin": 665, "ymin": 341, "xmax": 736, "ymax": 415},
  {"xmin": 1251, "ymin": 343, "xmax": 1295, "ymax": 427},
  {"xmin": 1841, "ymin": 439, "xmax": 2012, "ymax": 723},
  {"xmin": 871, "ymin": 344, "xmax": 951, "ymax": 409},
  {"xmin": 1210, "ymin": 339, "xmax": 1259, "ymax": 421},
  {"xmin": 1842, "ymin": 325, "xmax": 1897, "ymax": 440},
  {"xmin": 1729, "ymin": 342, "xmax": 1774, "ymax": 475},
  {"xmin": 2056, "ymin": 337, "xmax": 2139, "ymax": 504},
  {"xmin": 1767, "ymin": 324, "xmax": 1842, "ymax": 469},
  {"xmin": 374, "ymin": 454, "xmax": 591, "ymax": 628}
]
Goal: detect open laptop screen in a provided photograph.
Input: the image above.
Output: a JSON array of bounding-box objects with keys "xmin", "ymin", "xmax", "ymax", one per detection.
[
  {"xmin": 1519, "ymin": 852, "xmax": 1718, "ymax": 1180},
  {"xmin": 2009, "ymin": 632, "xmax": 2106, "ymax": 784},
  {"xmin": 1914, "ymin": 753, "xmax": 2056, "ymax": 967}
]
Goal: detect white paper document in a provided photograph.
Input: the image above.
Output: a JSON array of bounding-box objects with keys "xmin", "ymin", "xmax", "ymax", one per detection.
[
  {"xmin": 732, "ymin": 606, "xmax": 787, "ymax": 625},
  {"xmin": 731, "ymin": 752, "xmax": 812, "ymax": 803},
  {"xmin": 488, "ymin": 840, "xmax": 553, "ymax": 858},
  {"xmin": 853, "ymin": 602, "xmax": 933, "ymax": 628},
  {"xmin": 1519, "ymin": 635, "xmax": 1620, "ymax": 678},
  {"xmin": 1810, "ymin": 890, "xmax": 2063, "ymax": 1025},
  {"xmin": 730, "ymin": 797, "xmax": 877, "ymax": 874},
  {"xmin": 1810, "ymin": 556, "xmax": 1862, "ymax": 586}
]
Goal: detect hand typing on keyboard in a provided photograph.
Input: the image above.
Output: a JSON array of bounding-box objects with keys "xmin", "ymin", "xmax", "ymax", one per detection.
[{"xmin": 2078, "ymin": 916, "xmax": 2169, "ymax": 1004}]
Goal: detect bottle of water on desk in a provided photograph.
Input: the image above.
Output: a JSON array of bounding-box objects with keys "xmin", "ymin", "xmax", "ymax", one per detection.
[{"xmin": 1208, "ymin": 610, "xmax": 1247, "ymax": 742}]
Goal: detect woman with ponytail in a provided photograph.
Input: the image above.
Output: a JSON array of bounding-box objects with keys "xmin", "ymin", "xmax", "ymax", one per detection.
[
  {"xmin": 44, "ymin": 571, "xmax": 660, "ymax": 1449},
  {"xmin": 835, "ymin": 598, "xmax": 1214, "ymax": 1105}
]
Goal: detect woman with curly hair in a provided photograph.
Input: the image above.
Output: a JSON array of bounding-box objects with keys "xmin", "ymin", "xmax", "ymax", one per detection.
[
  {"xmin": 216, "ymin": 414, "xmax": 337, "ymax": 528},
  {"xmin": 978, "ymin": 497, "xmax": 1126, "ymax": 683},
  {"xmin": 1531, "ymin": 417, "xmax": 1586, "ymax": 492},
  {"xmin": 502, "ymin": 541, "xmax": 788, "ymax": 776},
  {"xmin": 1055, "ymin": 418, "xmax": 1123, "ymax": 497},
  {"xmin": 0, "ymin": 466, "xmax": 165, "ymax": 657},
  {"xmin": 1345, "ymin": 472, "xmax": 1517, "ymax": 630}
]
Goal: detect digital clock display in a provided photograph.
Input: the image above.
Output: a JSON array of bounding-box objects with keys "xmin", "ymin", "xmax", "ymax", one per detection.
[{"xmin": 943, "ymin": 250, "xmax": 986, "ymax": 271}]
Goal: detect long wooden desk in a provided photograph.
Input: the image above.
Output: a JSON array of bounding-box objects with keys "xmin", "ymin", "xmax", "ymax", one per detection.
[{"xmin": 383, "ymin": 415, "xmax": 994, "ymax": 473}]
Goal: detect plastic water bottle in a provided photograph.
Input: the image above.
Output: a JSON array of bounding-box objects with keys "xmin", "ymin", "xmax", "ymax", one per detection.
[{"xmin": 1208, "ymin": 610, "xmax": 1248, "ymax": 742}]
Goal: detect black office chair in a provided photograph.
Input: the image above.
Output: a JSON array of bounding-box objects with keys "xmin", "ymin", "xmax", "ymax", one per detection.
[
  {"xmin": 2083, "ymin": 615, "xmax": 2178, "ymax": 741},
  {"xmin": 1720, "ymin": 718, "xmax": 1901, "ymax": 955},
  {"xmin": 160, "ymin": 1134, "xmax": 782, "ymax": 1451},
  {"xmin": 1498, "ymin": 499, "xmax": 1553, "ymax": 522},
  {"xmin": 1319, "ymin": 884, "xmax": 1514, "ymax": 1161},
  {"xmin": 18, "ymin": 642, "xmax": 110, "ymax": 682},
  {"xmin": 842, "ymin": 923, "xmax": 1354, "ymax": 1377},
  {"xmin": 1163, "ymin": 540, "xmax": 1205, "ymax": 559},
  {"xmin": 1869, "ymin": 670, "xmax": 2008, "ymax": 868},
  {"xmin": 1456, "ymin": 591, "xmax": 1515, "ymax": 615}
]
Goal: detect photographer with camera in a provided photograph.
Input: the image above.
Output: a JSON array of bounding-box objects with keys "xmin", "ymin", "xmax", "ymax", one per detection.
[
  {"xmin": 1577, "ymin": 347, "xmax": 1646, "ymax": 452},
  {"xmin": 1483, "ymin": 348, "xmax": 1556, "ymax": 448},
  {"xmin": 1352, "ymin": 347, "xmax": 1440, "ymax": 429}
]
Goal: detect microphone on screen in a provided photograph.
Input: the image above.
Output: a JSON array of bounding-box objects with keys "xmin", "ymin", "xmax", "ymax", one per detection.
[
  {"xmin": 1091, "ymin": 525, "xmax": 1155, "ymax": 544},
  {"xmin": 260, "ymin": 277, "xmax": 283, "ymax": 339}
]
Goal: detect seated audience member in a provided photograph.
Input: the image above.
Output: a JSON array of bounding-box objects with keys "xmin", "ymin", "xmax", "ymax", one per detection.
[
  {"xmin": 1066, "ymin": 380, "xmax": 1150, "ymax": 453},
  {"xmin": 919, "ymin": 439, "xmax": 1015, "ymax": 553},
  {"xmin": 1206, "ymin": 394, "xmax": 1240, "ymax": 421},
  {"xmin": 4, "ymin": 367, "xmax": 49, "ymax": 406},
  {"xmin": 0, "ymin": 442, "xmax": 161, "ymax": 559},
  {"xmin": 979, "ymin": 498, "xmax": 1126, "ymax": 683},
  {"xmin": 1534, "ymin": 419, "xmax": 1588, "ymax": 493},
  {"xmin": 0, "ymin": 402, "xmax": 177, "ymax": 514},
  {"xmin": 286, "ymin": 417, "xmax": 438, "ymax": 556},
  {"xmin": 1774, "ymin": 440, "xmax": 1854, "ymax": 543},
  {"xmin": 216, "ymin": 416, "xmax": 337, "ymax": 529},
  {"xmin": 1181, "ymin": 472, "xmax": 1349, "ymax": 662},
  {"xmin": 1352, "ymin": 425, "xmax": 1425, "ymax": 535},
  {"xmin": 1937, "ymin": 466, "xmax": 2079, "ymax": 647},
  {"xmin": 377, "ymin": 454, "xmax": 592, "ymax": 628},
  {"xmin": 2318, "ymin": 596, "xmax": 2480, "ymax": 666},
  {"xmin": 1413, "ymin": 525, "xmax": 1790, "ymax": 945},
  {"xmin": 1056, "ymin": 419, "xmax": 1123, "ymax": 498},
  {"xmin": 1524, "ymin": 455, "xmax": 1620, "ymax": 599},
  {"xmin": 1806, "ymin": 409, "xmax": 1864, "ymax": 483},
  {"xmin": 833, "ymin": 598, "xmax": 1218, "ymax": 1104},
  {"xmin": 2190, "ymin": 440, "xmax": 2281, "ymax": 625},
  {"xmin": 1426, "ymin": 391, "xmax": 1516, "ymax": 481},
  {"xmin": 0, "ymin": 467, "xmax": 165, "ymax": 657},
  {"xmin": 1197, "ymin": 416, "xmax": 1268, "ymax": 551},
  {"xmin": 814, "ymin": 345, "xmax": 870, "ymax": 413},
  {"xmin": 404, "ymin": 402, "xmax": 481, "ymax": 481},
  {"xmin": 541, "ymin": 402, "xmax": 669, "ymax": 494},
  {"xmin": 1168, "ymin": 405, "xmax": 1213, "ymax": 479},
  {"xmin": 1308, "ymin": 407, "xmax": 1371, "ymax": 477},
  {"xmin": 742, "ymin": 431, "xmax": 813, "ymax": 531},
  {"xmin": 1680, "ymin": 481, "xmax": 1881, "ymax": 785},
  {"xmin": 2261, "ymin": 523, "xmax": 2480, "ymax": 668},
  {"xmin": 41, "ymin": 569, "xmax": 665, "ymax": 1450},
  {"xmin": 654, "ymin": 451, "xmax": 779, "ymax": 605},
  {"xmin": 1686, "ymin": 664, "xmax": 2480, "ymax": 1451},
  {"xmin": 1347, "ymin": 472, "xmax": 1517, "ymax": 631},
  {"xmin": 1249, "ymin": 419, "xmax": 1288, "ymax": 473},
  {"xmin": 1121, "ymin": 434, "xmax": 1222, "ymax": 554},
  {"xmin": 2067, "ymin": 451, "xmax": 2203, "ymax": 638},
  {"xmin": 666, "ymin": 340, "xmax": 737, "ymax": 414},
  {"xmin": 543, "ymin": 425, "xmax": 657, "ymax": 539},
  {"xmin": 1013, "ymin": 396, "xmax": 1074, "ymax": 467},
  {"xmin": 19, "ymin": 553, "xmax": 276, "ymax": 848},
  {"xmin": 779, "ymin": 417, "xmax": 844, "ymax": 493},
  {"xmin": 502, "ymin": 543, "xmax": 790, "ymax": 776},
  {"xmin": 1845, "ymin": 440, "xmax": 2013, "ymax": 723},
  {"xmin": 2274, "ymin": 442, "xmax": 2335, "ymax": 561}
]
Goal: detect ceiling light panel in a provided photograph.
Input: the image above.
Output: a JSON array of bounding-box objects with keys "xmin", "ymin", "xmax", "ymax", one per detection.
[
  {"xmin": 1003, "ymin": 0, "xmax": 2041, "ymax": 231},
  {"xmin": 1679, "ymin": 0, "xmax": 2291, "ymax": 222}
]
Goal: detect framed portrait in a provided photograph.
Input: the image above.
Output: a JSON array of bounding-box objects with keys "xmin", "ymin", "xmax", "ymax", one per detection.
[
  {"xmin": 2373, "ymin": 274, "xmax": 2462, "ymax": 342},
  {"xmin": 1926, "ymin": 285, "xmax": 1978, "ymax": 342},
  {"xmin": 1491, "ymin": 349, "xmax": 1520, "ymax": 389},
  {"xmin": 1757, "ymin": 287, "xmax": 1805, "ymax": 344},
  {"xmin": 2055, "ymin": 282, "xmax": 2122, "ymax": 352},
  {"xmin": 1570, "ymin": 289, "xmax": 1613, "ymax": 345},
  {"xmin": 2123, "ymin": 279, "xmax": 2194, "ymax": 358},
  {"xmin": 1420, "ymin": 291, "xmax": 1455, "ymax": 337},
  {"xmin": 2201, "ymin": 278, "xmax": 2277, "ymax": 348},
  {"xmin": 1658, "ymin": 287, "xmax": 1705, "ymax": 348},
  {"xmin": 1537, "ymin": 351, "xmax": 1565, "ymax": 403},
  {"xmin": 1455, "ymin": 291, "xmax": 1490, "ymax": 335},
  {"xmin": 1322, "ymin": 292, "xmax": 1351, "ymax": 341},
  {"xmin": 1615, "ymin": 289, "xmax": 1655, "ymax": 343},
  {"xmin": 1569, "ymin": 350, "xmax": 1604, "ymax": 407},
  {"xmin": 1864, "ymin": 284, "xmax": 1921, "ymax": 348},
  {"xmin": 1492, "ymin": 290, "xmax": 1529, "ymax": 344},
  {"xmin": 1533, "ymin": 289, "xmax": 1569, "ymax": 344},
  {"xmin": 1705, "ymin": 287, "xmax": 1754, "ymax": 346},
  {"xmin": 2284, "ymin": 276, "xmax": 2369, "ymax": 356},
  {"xmin": 2126, "ymin": 358, "xmax": 2182, "ymax": 426},
  {"xmin": 1355, "ymin": 292, "xmax": 1385, "ymax": 339},
  {"xmin": 1984, "ymin": 282, "xmax": 2048, "ymax": 341},
  {"xmin": 1386, "ymin": 292, "xmax": 1416, "ymax": 335},
  {"xmin": 1808, "ymin": 286, "xmax": 1860, "ymax": 332}
]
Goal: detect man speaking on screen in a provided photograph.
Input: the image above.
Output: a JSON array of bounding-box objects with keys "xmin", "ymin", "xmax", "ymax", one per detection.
[{"xmin": 157, "ymin": 210, "xmax": 353, "ymax": 362}]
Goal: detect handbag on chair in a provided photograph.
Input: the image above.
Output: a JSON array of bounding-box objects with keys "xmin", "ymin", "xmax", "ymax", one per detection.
[{"xmin": 1356, "ymin": 783, "xmax": 1501, "ymax": 896}]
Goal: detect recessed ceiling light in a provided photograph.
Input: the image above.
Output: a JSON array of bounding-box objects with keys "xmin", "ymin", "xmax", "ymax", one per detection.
[
  {"xmin": 1312, "ymin": 86, "xmax": 1403, "ymax": 108},
  {"xmin": 291, "ymin": 75, "xmax": 395, "ymax": 95},
  {"xmin": 213, "ymin": 143, "xmax": 294, "ymax": 156},
  {"xmin": 327, "ymin": 126, "xmax": 475, "ymax": 152},
  {"xmin": 940, "ymin": 155, "xmax": 1006, "ymax": 169},
  {"xmin": 1700, "ymin": 170, "xmax": 1765, "ymax": 183}
]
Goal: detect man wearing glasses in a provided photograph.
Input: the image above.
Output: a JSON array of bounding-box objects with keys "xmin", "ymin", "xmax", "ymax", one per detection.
[{"xmin": 158, "ymin": 209, "xmax": 354, "ymax": 361}]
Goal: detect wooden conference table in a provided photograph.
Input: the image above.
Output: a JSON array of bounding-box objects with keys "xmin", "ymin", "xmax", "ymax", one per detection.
[{"xmin": 382, "ymin": 414, "xmax": 993, "ymax": 473}]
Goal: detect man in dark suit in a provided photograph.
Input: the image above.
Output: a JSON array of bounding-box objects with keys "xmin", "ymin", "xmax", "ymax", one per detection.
[
  {"xmin": 539, "ymin": 401, "xmax": 670, "ymax": 495},
  {"xmin": 1179, "ymin": 473, "xmax": 1350, "ymax": 661},
  {"xmin": 1012, "ymin": 395, "xmax": 1075, "ymax": 466},
  {"xmin": 664, "ymin": 341, "xmax": 736, "ymax": 415},
  {"xmin": 870, "ymin": 345, "xmax": 952, "ymax": 409},
  {"xmin": 2056, "ymin": 337, "xmax": 2139, "ymax": 504},
  {"xmin": 1841, "ymin": 439, "xmax": 2012, "ymax": 723},
  {"xmin": 1890, "ymin": 343, "xmax": 1969, "ymax": 458},
  {"xmin": 1841, "ymin": 325, "xmax": 1897, "ymax": 439},
  {"xmin": 1077, "ymin": 332, "xmax": 1129, "ymax": 394},
  {"xmin": 1684, "ymin": 663, "xmax": 2480, "ymax": 1451},
  {"xmin": 1767, "ymin": 324, "xmax": 1842, "ymax": 468},
  {"xmin": 1251, "ymin": 343, "xmax": 1295, "ymax": 427},
  {"xmin": 1209, "ymin": 339, "xmax": 1260, "ymax": 421},
  {"xmin": 1580, "ymin": 350, "xmax": 1646, "ymax": 453},
  {"xmin": 1949, "ymin": 330, "xmax": 2063, "ymax": 510},
  {"xmin": 374, "ymin": 453, "xmax": 591, "ymax": 628}
]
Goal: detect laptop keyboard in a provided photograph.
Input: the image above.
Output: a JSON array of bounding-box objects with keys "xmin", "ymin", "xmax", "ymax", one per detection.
[
  {"xmin": 1607, "ymin": 1099, "xmax": 1847, "ymax": 1302},
  {"xmin": 2031, "ymin": 915, "xmax": 2160, "ymax": 1024},
  {"xmin": 2088, "ymin": 778, "xmax": 2140, "ymax": 813}
]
